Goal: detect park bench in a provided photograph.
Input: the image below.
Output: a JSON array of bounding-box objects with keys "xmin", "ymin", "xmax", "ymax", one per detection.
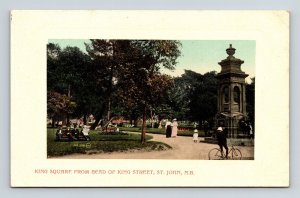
[{"xmin": 56, "ymin": 127, "xmax": 91, "ymax": 141}]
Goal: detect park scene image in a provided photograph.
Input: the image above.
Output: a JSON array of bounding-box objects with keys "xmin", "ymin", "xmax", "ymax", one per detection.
[{"xmin": 47, "ymin": 39, "xmax": 255, "ymax": 160}]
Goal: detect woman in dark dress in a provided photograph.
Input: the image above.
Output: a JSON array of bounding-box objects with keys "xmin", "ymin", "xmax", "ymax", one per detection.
[{"xmin": 165, "ymin": 120, "xmax": 172, "ymax": 138}]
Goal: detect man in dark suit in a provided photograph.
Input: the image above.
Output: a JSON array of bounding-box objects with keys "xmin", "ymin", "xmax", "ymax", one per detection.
[{"xmin": 216, "ymin": 125, "xmax": 228, "ymax": 159}]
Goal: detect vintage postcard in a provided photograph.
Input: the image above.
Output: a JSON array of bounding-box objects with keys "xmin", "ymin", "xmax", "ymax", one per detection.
[{"xmin": 10, "ymin": 10, "xmax": 289, "ymax": 187}]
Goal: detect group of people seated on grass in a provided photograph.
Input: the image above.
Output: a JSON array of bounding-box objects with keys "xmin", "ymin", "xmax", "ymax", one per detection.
[{"xmin": 55, "ymin": 125, "xmax": 91, "ymax": 141}]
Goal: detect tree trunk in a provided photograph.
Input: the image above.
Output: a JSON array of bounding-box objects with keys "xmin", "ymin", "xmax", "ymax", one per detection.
[
  {"xmin": 150, "ymin": 108, "xmax": 154, "ymax": 128},
  {"xmin": 133, "ymin": 117, "xmax": 139, "ymax": 127},
  {"xmin": 51, "ymin": 117, "xmax": 55, "ymax": 128},
  {"xmin": 66, "ymin": 84, "xmax": 71, "ymax": 126},
  {"xmin": 141, "ymin": 106, "xmax": 147, "ymax": 143},
  {"xmin": 107, "ymin": 98, "xmax": 111, "ymax": 121},
  {"xmin": 158, "ymin": 117, "xmax": 162, "ymax": 128},
  {"xmin": 90, "ymin": 106, "xmax": 106, "ymax": 130},
  {"xmin": 130, "ymin": 113, "xmax": 135, "ymax": 126},
  {"xmin": 83, "ymin": 114, "xmax": 87, "ymax": 125},
  {"xmin": 66, "ymin": 114, "xmax": 70, "ymax": 126},
  {"xmin": 90, "ymin": 117, "xmax": 101, "ymax": 130}
]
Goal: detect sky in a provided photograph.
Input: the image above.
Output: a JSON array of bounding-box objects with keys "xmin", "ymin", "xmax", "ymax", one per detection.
[{"xmin": 48, "ymin": 39, "xmax": 255, "ymax": 83}]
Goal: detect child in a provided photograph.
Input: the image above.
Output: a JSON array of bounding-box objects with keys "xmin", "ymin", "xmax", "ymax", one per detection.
[{"xmin": 193, "ymin": 129, "xmax": 198, "ymax": 143}]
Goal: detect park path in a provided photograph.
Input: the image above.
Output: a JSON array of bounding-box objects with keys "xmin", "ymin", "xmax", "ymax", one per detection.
[{"xmin": 54, "ymin": 133, "xmax": 254, "ymax": 160}]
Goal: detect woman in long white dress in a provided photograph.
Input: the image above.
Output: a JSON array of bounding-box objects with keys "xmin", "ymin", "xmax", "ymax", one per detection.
[{"xmin": 171, "ymin": 119, "xmax": 178, "ymax": 137}]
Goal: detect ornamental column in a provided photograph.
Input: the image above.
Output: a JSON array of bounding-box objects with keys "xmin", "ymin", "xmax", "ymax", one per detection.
[{"xmin": 215, "ymin": 44, "xmax": 249, "ymax": 138}]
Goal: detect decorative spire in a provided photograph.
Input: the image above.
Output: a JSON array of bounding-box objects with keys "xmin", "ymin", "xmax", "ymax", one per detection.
[
  {"xmin": 226, "ymin": 44, "xmax": 236, "ymax": 57},
  {"xmin": 218, "ymin": 44, "xmax": 246, "ymax": 74}
]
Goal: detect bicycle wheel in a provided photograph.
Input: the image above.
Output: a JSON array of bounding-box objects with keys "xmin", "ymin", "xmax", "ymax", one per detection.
[
  {"xmin": 208, "ymin": 148, "xmax": 223, "ymax": 160},
  {"xmin": 230, "ymin": 148, "xmax": 242, "ymax": 160}
]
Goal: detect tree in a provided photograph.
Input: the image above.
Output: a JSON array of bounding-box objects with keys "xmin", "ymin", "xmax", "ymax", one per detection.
[
  {"xmin": 131, "ymin": 40, "xmax": 181, "ymax": 143},
  {"xmin": 47, "ymin": 91, "xmax": 76, "ymax": 127},
  {"xmin": 85, "ymin": 40, "xmax": 181, "ymax": 142},
  {"xmin": 85, "ymin": 40, "xmax": 134, "ymax": 129},
  {"xmin": 188, "ymin": 71, "xmax": 218, "ymax": 124},
  {"xmin": 115, "ymin": 40, "xmax": 182, "ymax": 143},
  {"xmin": 47, "ymin": 43, "xmax": 62, "ymax": 92},
  {"xmin": 163, "ymin": 71, "xmax": 195, "ymax": 120},
  {"xmin": 47, "ymin": 44, "xmax": 92, "ymax": 125},
  {"xmin": 47, "ymin": 40, "xmax": 181, "ymax": 143},
  {"xmin": 164, "ymin": 70, "xmax": 218, "ymax": 124},
  {"xmin": 246, "ymin": 77, "xmax": 255, "ymax": 126}
]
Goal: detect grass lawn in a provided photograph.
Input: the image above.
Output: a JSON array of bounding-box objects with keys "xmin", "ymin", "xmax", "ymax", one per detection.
[
  {"xmin": 47, "ymin": 128, "xmax": 172, "ymax": 157},
  {"xmin": 119, "ymin": 127, "xmax": 206, "ymax": 137}
]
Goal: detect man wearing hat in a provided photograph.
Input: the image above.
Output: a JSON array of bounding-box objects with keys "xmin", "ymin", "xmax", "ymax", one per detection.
[{"xmin": 216, "ymin": 124, "xmax": 228, "ymax": 159}]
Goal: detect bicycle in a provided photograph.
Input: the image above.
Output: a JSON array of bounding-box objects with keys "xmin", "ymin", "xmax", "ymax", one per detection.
[{"xmin": 208, "ymin": 145, "xmax": 242, "ymax": 160}]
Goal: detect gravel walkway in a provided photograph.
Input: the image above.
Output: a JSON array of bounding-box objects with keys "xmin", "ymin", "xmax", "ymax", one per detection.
[{"xmin": 54, "ymin": 133, "xmax": 254, "ymax": 160}]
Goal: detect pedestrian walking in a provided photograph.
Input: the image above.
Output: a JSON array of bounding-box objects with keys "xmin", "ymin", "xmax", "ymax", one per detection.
[
  {"xmin": 171, "ymin": 118, "xmax": 178, "ymax": 137},
  {"xmin": 165, "ymin": 119, "xmax": 172, "ymax": 138}
]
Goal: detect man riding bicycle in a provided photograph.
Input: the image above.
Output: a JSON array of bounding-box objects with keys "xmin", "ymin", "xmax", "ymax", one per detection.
[{"xmin": 216, "ymin": 125, "xmax": 228, "ymax": 159}]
